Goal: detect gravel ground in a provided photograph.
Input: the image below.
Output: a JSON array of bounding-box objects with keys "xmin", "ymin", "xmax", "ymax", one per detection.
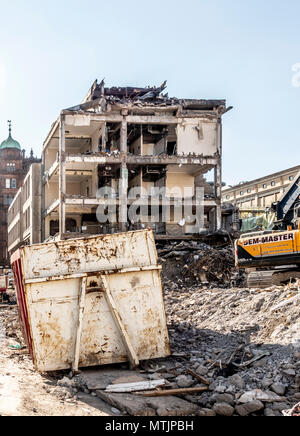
[
  {"xmin": 0, "ymin": 275, "xmax": 299, "ymax": 416},
  {"xmin": 162, "ymin": 281, "xmax": 300, "ymax": 416}
]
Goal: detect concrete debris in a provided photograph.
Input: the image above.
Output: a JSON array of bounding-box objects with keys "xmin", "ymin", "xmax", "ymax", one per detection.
[
  {"xmin": 75, "ymin": 368, "xmax": 148, "ymax": 391},
  {"xmin": 0, "ymin": 306, "xmax": 23, "ymax": 344},
  {"xmin": 111, "ymin": 407, "xmax": 122, "ymax": 415},
  {"xmin": 162, "ymin": 281, "xmax": 300, "ymax": 416},
  {"xmin": 235, "ymin": 400, "xmax": 264, "ymax": 416},
  {"xmin": 136, "ymin": 387, "xmax": 208, "ymax": 397},
  {"xmin": 197, "ymin": 408, "xmax": 217, "ymax": 417},
  {"xmin": 96, "ymin": 391, "xmax": 157, "ymax": 416},
  {"xmin": 211, "ymin": 393, "xmax": 235, "ymax": 406},
  {"xmin": 105, "ymin": 380, "xmax": 166, "ymax": 393},
  {"xmin": 213, "ymin": 402, "xmax": 235, "ymax": 416},
  {"xmin": 96, "ymin": 391, "xmax": 199, "ymax": 417},
  {"xmin": 1, "ymin": 255, "xmax": 300, "ymax": 416},
  {"xmin": 159, "ymin": 241, "xmax": 246, "ymax": 289},
  {"xmin": 57, "ymin": 377, "xmax": 77, "ymax": 389},
  {"xmin": 238, "ymin": 389, "xmax": 284, "ymax": 404},
  {"xmin": 175, "ymin": 375, "xmax": 195, "ymax": 388},
  {"xmin": 270, "ymin": 383, "xmax": 286, "ymax": 396}
]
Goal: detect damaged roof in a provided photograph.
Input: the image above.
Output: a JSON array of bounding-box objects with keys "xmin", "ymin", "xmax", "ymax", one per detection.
[{"xmin": 66, "ymin": 79, "xmax": 228, "ymax": 112}]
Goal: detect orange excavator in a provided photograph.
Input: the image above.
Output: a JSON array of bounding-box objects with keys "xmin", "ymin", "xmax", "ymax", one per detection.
[{"xmin": 235, "ymin": 170, "xmax": 300, "ymax": 288}]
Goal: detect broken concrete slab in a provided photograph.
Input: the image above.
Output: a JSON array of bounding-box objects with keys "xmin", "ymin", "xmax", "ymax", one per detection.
[
  {"xmin": 78, "ymin": 368, "xmax": 147, "ymax": 391},
  {"xmin": 96, "ymin": 391, "xmax": 156, "ymax": 416},
  {"xmin": 75, "ymin": 392, "xmax": 117, "ymax": 415},
  {"xmin": 145, "ymin": 396, "xmax": 199, "ymax": 417},
  {"xmin": 238, "ymin": 389, "xmax": 285, "ymax": 404},
  {"xmin": 96, "ymin": 390, "xmax": 199, "ymax": 417}
]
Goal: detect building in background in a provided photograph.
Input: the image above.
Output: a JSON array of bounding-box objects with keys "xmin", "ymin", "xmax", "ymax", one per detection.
[
  {"xmin": 0, "ymin": 121, "xmax": 41, "ymax": 268},
  {"xmin": 222, "ymin": 165, "xmax": 300, "ymax": 218},
  {"xmin": 8, "ymin": 163, "xmax": 42, "ymax": 257}
]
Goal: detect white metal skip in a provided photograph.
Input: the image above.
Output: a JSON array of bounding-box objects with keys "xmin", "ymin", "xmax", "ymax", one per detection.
[{"xmin": 11, "ymin": 230, "xmax": 170, "ymax": 372}]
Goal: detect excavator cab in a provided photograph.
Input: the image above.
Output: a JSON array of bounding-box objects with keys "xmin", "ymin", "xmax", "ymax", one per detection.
[{"xmin": 292, "ymin": 202, "xmax": 300, "ymax": 229}]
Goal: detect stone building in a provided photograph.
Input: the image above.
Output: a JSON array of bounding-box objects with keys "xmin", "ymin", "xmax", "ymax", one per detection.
[
  {"xmin": 0, "ymin": 121, "xmax": 40, "ymax": 267},
  {"xmin": 7, "ymin": 163, "xmax": 42, "ymax": 257},
  {"xmin": 222, "ymin": 165, "xmax": 300, "ymax": 217}
]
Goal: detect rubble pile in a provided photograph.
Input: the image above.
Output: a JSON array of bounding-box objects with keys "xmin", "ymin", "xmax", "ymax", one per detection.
[
  {"xmin": 32, "ymin": 281, "xmax": 300, "ymax": 417},
  {"xmin": 159, "ymin": 241, "xmax": 246, "ymax": 289},
  {"xmin": 1, "ymin": 275, "xmax": 299, "ymax": 416},
  {"xmin": 0, "ymin": 306, "xmax": 23, "ymax": 344},
  {"xmin": 163, "ymin": 281, "xmax": 300, "ymax": 416}
]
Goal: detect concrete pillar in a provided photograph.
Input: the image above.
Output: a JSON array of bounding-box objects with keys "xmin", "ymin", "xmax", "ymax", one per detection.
[
  {"xmin": 59, "ymin": 114, "xmax": 66, "ymax": 239},
  {"xmin": 101, "ymin": 123, "xmax": 107, "ymax": 153},
  {"xmin": 214, "ymin": 162, "xmax": 222, "ymax": 231},
  {"xmin": 91, "ymin": 164, "xmax": 98, "ymax": 197},
  {"xmin": 91, "ymin": 128, "xmax": 101, "ymax": 153},
  {"xmin": 119, "ymin": 120, "xmax": 128, "ymax": 232},
  {"xmin": 215, "ymin": 118, "xmax": 222, "ymax": 231},
  {"xmin": 209, "ymin": 208, "xmax": 216, "ymax": 233}
]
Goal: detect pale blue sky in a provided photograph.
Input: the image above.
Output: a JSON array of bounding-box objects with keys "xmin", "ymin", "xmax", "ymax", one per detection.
[{"xmin": 0, "ymin": 0, "xmax": 299, "ymax": 186}]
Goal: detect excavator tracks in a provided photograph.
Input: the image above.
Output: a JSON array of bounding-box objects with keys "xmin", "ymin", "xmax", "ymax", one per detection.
[{"xmin": 247, "ymin": 268, "xmax": 300, "ymax": 288}]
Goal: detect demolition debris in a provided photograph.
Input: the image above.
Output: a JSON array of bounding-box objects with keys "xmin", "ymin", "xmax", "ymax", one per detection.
[
  {"xmin": 1, "ymin": 277, "xmax": 300, "ymax": 416},
  {"xmin": 159, "ymin": 241, "xmax": 246, "ymax": 289}
]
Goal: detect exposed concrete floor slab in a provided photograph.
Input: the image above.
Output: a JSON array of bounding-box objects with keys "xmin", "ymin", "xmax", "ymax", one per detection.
[
  {"xmin": 79, "ymin": 367, "xmax": 147, "ymax": 391},
  {"xmin": 96, "ymin": 390, "xmax": 199, "ymax": 416}
]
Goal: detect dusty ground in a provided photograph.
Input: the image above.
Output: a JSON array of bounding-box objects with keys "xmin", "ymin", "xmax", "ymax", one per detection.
[
  {"xmin": 162, "ymin": 281, "xmax": 300, "ymax": 416},
  {"xmin": 0, "ymin": 306, "xmax": 112, "ymax": 416},
  {"xmin": 0, "ymin": 267, "xmax": 299, "ymax": 416}
]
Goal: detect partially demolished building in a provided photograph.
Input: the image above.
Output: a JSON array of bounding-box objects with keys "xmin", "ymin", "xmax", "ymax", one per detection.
[
  {"xmin": 7, "ymin": 81, "xmax": 231, "ymax": 252},
  {"xmin": 41, "ymin": 80, "xmax": 230, "ymax": 241}
]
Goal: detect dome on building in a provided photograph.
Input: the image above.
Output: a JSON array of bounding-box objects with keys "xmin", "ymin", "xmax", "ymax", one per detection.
[{"xmin": 0, "ymin": 121, "xmax": 21, "ymax": 150}]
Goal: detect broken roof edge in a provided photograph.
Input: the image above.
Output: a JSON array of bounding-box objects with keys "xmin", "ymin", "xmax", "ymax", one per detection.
[
  {"xmin": 41, "ymin": 80, "xmax": 231, "ymax": 151},
  {"xmin": 82, "ymin": 79, "xmax": 98, "ymax": 104},
  {"xmin": 75, "ymin": 78, "xmax": 228, "ymax": 111},
  {"xmin": 64, "ymin": 97, "xmax": 228, "ymax": 114}
]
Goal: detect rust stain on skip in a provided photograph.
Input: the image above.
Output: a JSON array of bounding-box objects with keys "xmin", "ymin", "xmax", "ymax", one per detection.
[
  {"xmin": 36, "ymin": 317, "xmax": 69, "ymax": 362},
  {"xmin": 130, "ymin": 276, "xmax": 140, "ymax": 288}
]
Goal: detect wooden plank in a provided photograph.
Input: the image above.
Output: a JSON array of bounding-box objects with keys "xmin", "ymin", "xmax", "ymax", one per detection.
[
  {"xmin": 186, "ymin": 368, "xmax": 210, "ymax": 386},
  {"xmin": 136, "ymin": 387, "xmax": 208, "ymax": 397},
  {"xmin": 72, "ymin": 277, "xmax": 87, "ymax": 373},
  {"xmin": 106, "ymin": 380, "xmax": 166, "ymax": 393},
  {"xmin": 101, "ymin": 275, "xmax": 139, "ymax": 370}
]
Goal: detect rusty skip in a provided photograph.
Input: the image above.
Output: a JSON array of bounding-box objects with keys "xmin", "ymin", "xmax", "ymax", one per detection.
[{"xmin": 11, "ymin": 229, "xmax": 170, "ymax": 372}]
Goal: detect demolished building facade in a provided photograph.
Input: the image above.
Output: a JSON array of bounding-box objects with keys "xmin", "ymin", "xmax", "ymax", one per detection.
[
  {"xmin": 41, "ymin": 80, "xmax": 230, "ymax": 241},
  {"xmin": 7, "ymin": 80, "xmax": 231, "ymax": 253}
]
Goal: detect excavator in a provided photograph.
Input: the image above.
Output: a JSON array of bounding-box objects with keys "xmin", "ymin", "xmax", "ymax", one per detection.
[{"xmin": 235, "ymin": 170, "xmax": 300, "ymax": 288}]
